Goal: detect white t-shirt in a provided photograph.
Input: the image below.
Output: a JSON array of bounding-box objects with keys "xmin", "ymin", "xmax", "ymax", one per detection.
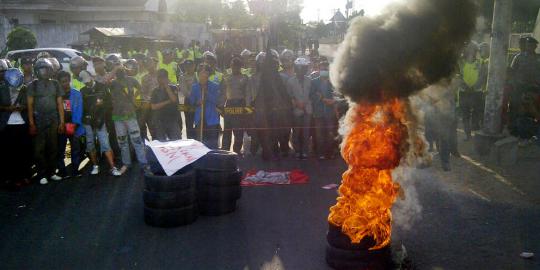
[{"xmin": 7, "ymin": 86, "xmax": 25, "ymax": 125}]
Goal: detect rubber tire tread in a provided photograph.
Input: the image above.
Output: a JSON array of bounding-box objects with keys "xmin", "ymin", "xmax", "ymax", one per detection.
[
  {"xmin": 325, "ymin": 244, "xmax": 391, "ymax": 269},
  {"xmin": 197, "ymin": 169, "xmax": 243, "ymax": 187},
  {"xmin": 144, "ymin": 204, "xmax": 198, "ymax": 227},
  {"xmin": 144, "ymin": 169, "xmax": 196, "ymax": 192},
  {"xmin": 198, "ymin": 199, "xmax": 237, "ymax": 216},
  {"xmin": 197, "ymin": 184, "xmax": 241, "ymax": 201},
  {"xmin": 143, "ymin": 188, "xmax": 196, "ymax": 209},
  {"xmin": 327, "ymin": 224, "xmax": 376, "ymax": 251},
  {"xmin": 194, "ymin": 150, "xmax": 238, "ymax": 171}
]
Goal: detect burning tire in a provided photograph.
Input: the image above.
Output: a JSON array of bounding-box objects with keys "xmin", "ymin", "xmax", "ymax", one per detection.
[
  {"xmin": 193, "ymin": 150, "xmax": 238, "ymax": 171},
  {"xmin": 198, "ymin": 199, "xmax": 237, "ymax": 216},
  {"xmin": 197, "ymin": 184, "xmax": 242, "ymax": 201},
  {"xmin": 143, "ymin": 188, "xmax": 196, "ymax": 209},
  {"xmin": 327, "ymin": 224, "xmax": 376, "ymax": 251},
  {"xmin": 197, "ymin": 169, "xmax": 243, "ymax": 186},
  {"xmin": 144, "ymin": 169, "xmax": 196, "ymax": 192},
  {"xmin": 144, "ymin": 204, "xmax": 198, "ymax": 227}
]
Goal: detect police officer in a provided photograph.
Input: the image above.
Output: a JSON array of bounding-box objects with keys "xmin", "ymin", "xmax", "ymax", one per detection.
[
  {"xmin": 458, "ymin": 43, "xmax": 483, "ymax": 141},
  {"xmin": 178, "ymin": 59, "xmax": 197, "ymax": 139},
  {"xmin": 159, "ymin": 49, "xmax": 178, "ymax": 84},
  {"xmin": 69, "ymin": 56, "xmax": 87, "ymax": 91}
]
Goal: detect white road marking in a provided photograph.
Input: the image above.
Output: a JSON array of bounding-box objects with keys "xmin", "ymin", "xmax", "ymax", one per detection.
[{"xmin": 467, "ymin": 188, "xmax": 491, "ymax": 202}]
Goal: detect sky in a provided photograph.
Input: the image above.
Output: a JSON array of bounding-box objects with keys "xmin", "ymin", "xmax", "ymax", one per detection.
[{"xmin": 300, "ymin": 0, "xmax": 403, "ymax": 22}]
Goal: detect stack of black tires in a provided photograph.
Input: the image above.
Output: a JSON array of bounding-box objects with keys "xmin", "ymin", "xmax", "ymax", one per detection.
[
  {"xmin": 194, "ymin": 150, "xmax": 242, "ymax": 216},
  {"xmin": 143, "ymin": 148, "xmax": 198, "ymax": 228}
]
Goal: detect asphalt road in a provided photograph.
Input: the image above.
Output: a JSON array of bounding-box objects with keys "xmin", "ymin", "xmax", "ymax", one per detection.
[{"xmin": 1, "ymin": 135, "xmax": 539, "ymax": 269}]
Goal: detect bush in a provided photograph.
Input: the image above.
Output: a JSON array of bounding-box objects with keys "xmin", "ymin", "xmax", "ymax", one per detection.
[{"xmin": 6, "ymin": 27, "xmax": 37, "ymax": 51}]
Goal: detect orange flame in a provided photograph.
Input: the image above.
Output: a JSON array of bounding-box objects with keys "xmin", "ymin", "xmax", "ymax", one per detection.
[{"xmin": 328, "ymin": 98, "xmax": 409, "ymax": 250}]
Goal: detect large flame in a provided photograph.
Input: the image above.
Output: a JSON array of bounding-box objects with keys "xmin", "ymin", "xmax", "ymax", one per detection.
[{"xmin": 328, "ymin": 98, "xmax": 409, "ymax": 250}]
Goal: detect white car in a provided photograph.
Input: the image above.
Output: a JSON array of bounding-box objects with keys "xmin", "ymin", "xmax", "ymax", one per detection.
[{"xmin": 6, "ymin": 48, "xmax": 95, "ymax": 74}]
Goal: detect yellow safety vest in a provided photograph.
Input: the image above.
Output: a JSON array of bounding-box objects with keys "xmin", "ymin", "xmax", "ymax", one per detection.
[
  {"xmin": 72, "ymin": 78, "xmax": 85, "ymax": 91},
  {"xmin": 209, "ymin": 72, "xmax": 223, "ymax": 84},
  {"xmin": 159, "ymin": 61, "xmax": 178, "ymax": 84},
  {"xmin": 462, "ymin": 61, "xmax": 480, "ymax": 88}
]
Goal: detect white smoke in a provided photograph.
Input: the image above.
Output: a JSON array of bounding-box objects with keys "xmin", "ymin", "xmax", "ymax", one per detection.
[{"xmin": 392, "ymin": 166, "xmax": 423, "ymax": 231}]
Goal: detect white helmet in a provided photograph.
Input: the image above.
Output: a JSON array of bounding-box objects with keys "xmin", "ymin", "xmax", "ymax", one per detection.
[
  {"xmin": 70, "ymin": 56, "xmax": 87, "ymax": 70},
  {"xmin": 240, "ymin": 49, "xmax": 252, "ymax": 58},
  {"xmin": 202, "ymin": 51, "xmax": 217, "ymax": 61},
  {"xmin": 255, "ymin": 52, "xmax": 266, "ymax": 64},
  {"xmin": 294, "ymin": 57, "xmax": 310, "ymax": 66}
]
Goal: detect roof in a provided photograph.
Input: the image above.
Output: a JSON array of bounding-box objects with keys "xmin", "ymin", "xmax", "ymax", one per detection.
[
  {"xmin": 82, "ymin": 27, "xmax": 130, "ymax": 37},
  {"xmin": 330, "ymin": 10, "xmax": 346, "ymax": 23}
]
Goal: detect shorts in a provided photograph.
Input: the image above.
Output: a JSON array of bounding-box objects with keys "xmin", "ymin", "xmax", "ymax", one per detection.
[{"xmin": 84, "ymin": 124, "xmax": 112, "ymax": 153}]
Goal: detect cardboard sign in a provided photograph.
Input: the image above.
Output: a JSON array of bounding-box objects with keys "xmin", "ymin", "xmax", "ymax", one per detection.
[{"xmin": 145, "ymin": 139, "xmax": 211, "ymax": 176}]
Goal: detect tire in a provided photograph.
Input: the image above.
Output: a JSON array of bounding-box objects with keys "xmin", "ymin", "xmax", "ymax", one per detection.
[
  {"xmin": 143, "ymin": 188, "xmax": 196, "ymax": 209},
  {"xmin": 325, "ymin": 244, "xmax": 392, "ymax": 270},
  {"xmin": 327, "ymin": 224, "xmax": 376, "ymax": 251},
  {"xmin": 144, "ymin": 169, "xmax": 196, "ymax": 192},
  {"xmin": 197, "ymin": 184, "xmax": 242, "ymax": 201},
  {"xmin": 198, "ymin": 199, "xmax": 237, "ymax": 216},
  {"xmin": 193, "ymin": 150, "xmax": 238, "ymax": 171},
  {"xmin": 146, "ymin": 146, "xmax": 164, "ymax": 175},
  {"xmin": 144, "ymin": 204, "xmax": 198, "ymax": 228},
  {"xmin": 197, "ymin": 169, "xmax": 243, "ymax": 187}
]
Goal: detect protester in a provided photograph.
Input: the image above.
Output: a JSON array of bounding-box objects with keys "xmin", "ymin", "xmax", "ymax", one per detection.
[
  {"xmin": 110, "ymin": 67, "xmax": 147, "ymax": 173},
  {"xmin": 56, "ymin": 71, "xmax": 84, "ymax": 178},
  {"xmin": 178, "ymin": 59, "xmax": 198, "ymax": 139},
  {"xmin": 0, "ymin": 67, "xmax": 31, "ymax": 188},
  {"xmin": 27, "ymin": 58, "xmax": 65, "ymax": 184},
  {"xmin": 190, "ymin": 64, "xmax": 221, "ymax": 149},
  {"xmin": 310, "ymin": 61, "xmax": 337, "ymax": 160},
  {"xmin": 21, "ymin": 57, "xmax": 35, "ymax": 85},
  {"xmin": 287, "ymin": 57, "xmax": 312, "ymax": 159},
  {"xmin": 151, "ymin": 69, "xmax": 181, "ymax": 141},
  {"xmin": 221, "ymin": 57, "xmax": 249, "ymax": 154},
  {"xmin": 80, "ymin": 70, "xmax": 122, "ymax": 176},
  {"xmin": 140, "ymin": 57, "xmax": 159, "ymax": 139}
]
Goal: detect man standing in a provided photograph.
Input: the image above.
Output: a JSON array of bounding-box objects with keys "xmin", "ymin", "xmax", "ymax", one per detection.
[
  {"xmin": 159, "ymin": 49, "xmax": 178, "ymax": 84},
  {"xmin": 221, "ymin": 57, "xmax": 249, "ymax": 154},
  {"xmin": 190, "ymin": 65, "xmax": 221, "ymax": 149},
  {"xmin": 27, "ymin": 58, "xmax": 65, "ymax": 185},
  {"xmin": 110, "ymin": 67, "xmax": 147, "ymax": 173},
  {"xmin": 287, "ymin": 57, "xmax": 312, "ymax": 159},
  {"xmin": 458, "ymin": 44, "xmax": 483, "ymax": 141},
  {"xmin": 56, "ymin": 71, "xmax": 84, "ymax": 178},
  {"xmin": 21, "ymin": 57, "xmax": 34, "ymax": 86},
  {"xmin": 310, "ymin": 61, "xmax": 337, "ymax": 160},
  {"xmin": 179, "ymin": 59, "xmax": 197, "ymax": 139},
  {"xmin": 69, "ymin": 56, "xmax": 87, "ymax": 91},
  {"xmin": 151, "ymin": 69, "xmax": 181, "ymax": 141},
  {"xmin": 80, "ymin": 71, "xmax": 122, "ymax": 176},
  {"xmin": 141, "ymin": 57, "xmax": 159, "ymax": 138}
]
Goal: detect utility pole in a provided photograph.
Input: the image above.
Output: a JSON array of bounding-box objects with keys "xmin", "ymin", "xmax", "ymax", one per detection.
[{"xmin": 475, "ymin": 0, "xmax": 513, "ymax": 155}]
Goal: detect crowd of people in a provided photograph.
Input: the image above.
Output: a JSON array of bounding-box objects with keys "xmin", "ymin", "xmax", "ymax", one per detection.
[
  {"xmin": 424, "ymin": 36, "xmax": 540, "ymax": 171},
  {"xmin": 0, "ymin": 42, "xmax": 345, "ymax": 190}
]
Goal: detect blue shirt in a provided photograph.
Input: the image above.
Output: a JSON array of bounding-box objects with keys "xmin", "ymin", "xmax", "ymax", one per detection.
[
  {"xmin": 189, "ymin": 81, "xmax": 221, "ymax": 126},
  {"xmin": 310, "ymin": 77, "xmax": 335, "ymax": 118},
  {"xmin": 66, "ymin": 87, "xmax": 85, "ymax": 136}
]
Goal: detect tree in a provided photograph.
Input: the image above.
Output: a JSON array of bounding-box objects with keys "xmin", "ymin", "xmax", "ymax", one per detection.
[{"xmin": 6, "ymin": 27, "xmax": 37, "ymax": 51}]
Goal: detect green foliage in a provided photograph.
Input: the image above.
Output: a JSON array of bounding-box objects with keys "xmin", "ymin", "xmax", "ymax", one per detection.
[{"xmin": 6, "ymin": 27, "xmax": 37, "ymax": 51}]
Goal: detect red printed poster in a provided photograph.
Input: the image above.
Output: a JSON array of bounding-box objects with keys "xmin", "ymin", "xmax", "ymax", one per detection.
[{"xmin": 146, "ymin": 139, "xmax": 211, "ymax": 176}]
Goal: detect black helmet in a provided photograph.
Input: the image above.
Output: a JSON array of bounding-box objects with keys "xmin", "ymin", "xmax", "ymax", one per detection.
[
  {"xmin": 34, "ymin": 58, "xmax": 54, "ymax": 79},
  {"xmin": 124, "ymin": 59, "xmax": 139, "ymax": 75},
  {"xmin": 105, "ymin": 54, "xmax": 122, "ymax": 72}
]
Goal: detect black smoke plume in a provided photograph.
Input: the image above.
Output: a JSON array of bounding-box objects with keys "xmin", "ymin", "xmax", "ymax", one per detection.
[{"xmin": 330, "ymin": 0, "xmax": 477, "ymax": 103}]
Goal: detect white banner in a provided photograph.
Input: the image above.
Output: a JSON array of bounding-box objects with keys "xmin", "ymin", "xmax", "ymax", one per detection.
[{"xmin": 146, "ymin": 139, "xmax": 211, "ymax": 176}]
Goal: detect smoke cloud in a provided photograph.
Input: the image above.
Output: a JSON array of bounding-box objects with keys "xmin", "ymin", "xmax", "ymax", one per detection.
[{"xmin": 330, "ymin": 0, "xmax": 477, "ymax": 103}]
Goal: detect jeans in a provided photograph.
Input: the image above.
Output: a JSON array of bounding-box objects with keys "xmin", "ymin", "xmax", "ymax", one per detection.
[
  {"xmin": 196, "ymin": 124, "xmax": 220, "ymax": 149},
  {"xmin": 137, "ymin": 105, "xmax": 154, "ymax": 141},
  {"xmin": 84, "ymin": 124, "xmax": 112, "ymax": 154},
  {"xmin": 314, "ymin": 116, "xmax": 337, "ymax": 157},
  {"xmin": 184, "ymin": 111, "xmax": 196, "ymax": 139},
  {"xmin": 58, "ymin": 133, "xmax": 82, "ymax": 176},
  {"xmin": 153, "ymin": 118, "xmax": 182, "ymax": 142},
  {"xmin": 33, "ymin": 123, "xmax": 59, "ymax": 179},
  {"xmin": 460, "ymin": 91, "xmax": 484, "ymax": 138},
  {"xmin": 293, "ymin": 114, "xmax": 311, "ymax": 155},
  {"xmin": 222, "ymin": 99, "xmax": 246, "ymax": 153},
  {"xmin": 0, "ymin": 124, "xmax": 31, "ymax": 183},
  {"xmin": 114, "ymin": 118, "xmax": 147, "ymax": 166}
]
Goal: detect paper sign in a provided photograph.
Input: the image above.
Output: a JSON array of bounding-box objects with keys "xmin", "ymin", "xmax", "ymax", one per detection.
[{"xmin": 146, "ymin": 139, "xmax": 211, "ymax": 176}]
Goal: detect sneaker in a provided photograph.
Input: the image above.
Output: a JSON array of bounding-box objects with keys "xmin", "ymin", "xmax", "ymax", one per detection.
[
  {"xmin": 90, "ymin": 165, "xmax": 99, "ymax": 175},
  {"xmin": 111, "ymin": 167, "xmax": 122, "ymax": 177},
  {"xmin": 39, "ymin": 178, "xmax": 48, "ymax": 185},
  {"xmin": 50, "ymin": 175, "xmax": 63, "ymax": 181}
]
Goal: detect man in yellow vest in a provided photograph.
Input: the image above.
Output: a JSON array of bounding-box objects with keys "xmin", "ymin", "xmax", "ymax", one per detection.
[
  {"xmin": 159, "ymin": 49, "xmax": 178, "ymax": 84},
  {"xmin": 459, "ymin": 43, "xmax": 483, "ymax": 141},
  {"xmin": 203, "ymin": 51, "xmax": 223, "ymax": 85},
  {"xmin": 69, "ymin": 56, "xmax": 87, "ymax": 91}
]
